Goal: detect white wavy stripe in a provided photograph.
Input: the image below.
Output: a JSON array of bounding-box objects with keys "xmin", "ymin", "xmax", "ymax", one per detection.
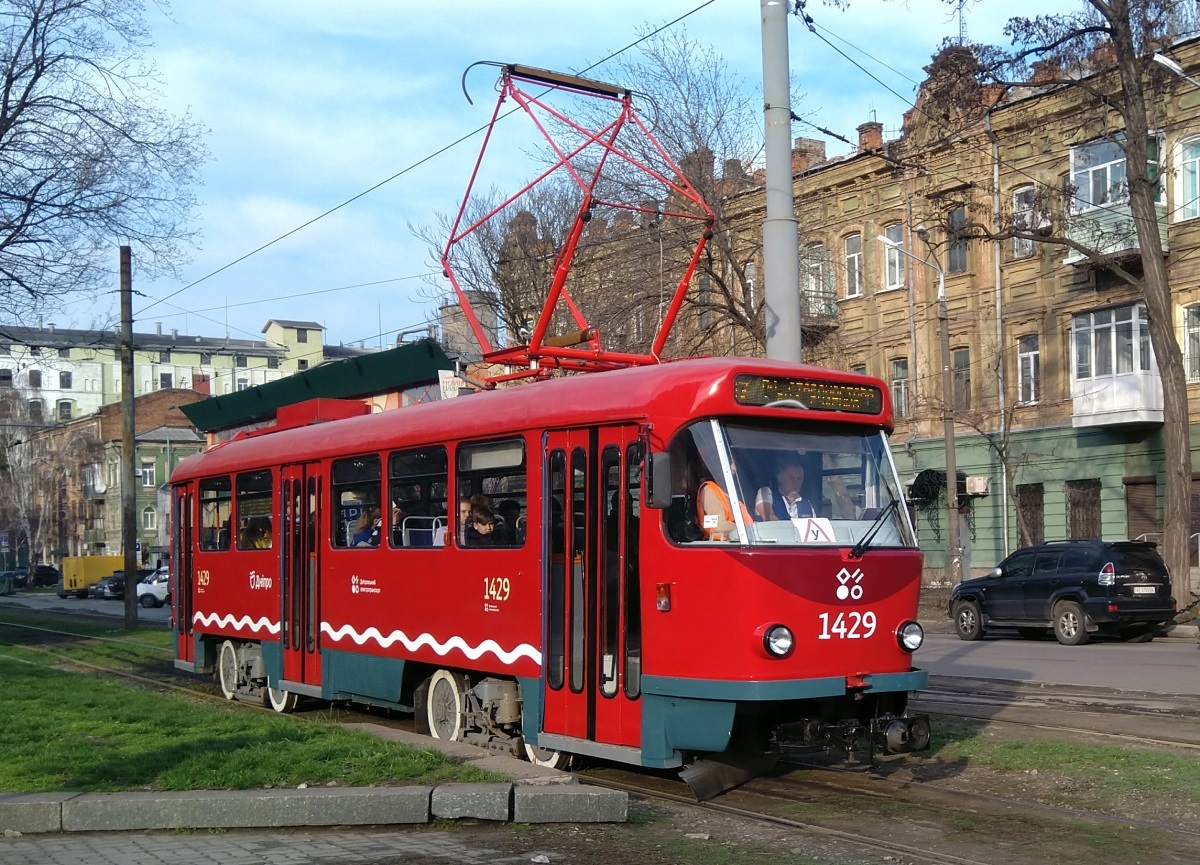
[
  {"xmin": 320, "ymin": 622, "xmax": 542, "ymax": 666},
  {"xmin": 193, "ymin": 611, "xmax": 281, "ymax": 634}
]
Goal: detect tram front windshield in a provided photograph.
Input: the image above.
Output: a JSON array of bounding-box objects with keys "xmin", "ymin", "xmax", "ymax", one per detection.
[{"xmin": 664, "ymin": 419, "xmax": 916, "ymax": 548}]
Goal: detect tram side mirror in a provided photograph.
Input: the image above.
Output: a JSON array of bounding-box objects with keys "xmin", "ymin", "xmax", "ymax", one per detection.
[{"xmin": 646, "ymin": 452, "xmax": 672, "ymax": 509}]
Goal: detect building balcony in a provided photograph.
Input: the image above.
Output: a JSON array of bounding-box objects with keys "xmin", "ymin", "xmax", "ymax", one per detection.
[
  {"xmin": 83, "ymin": 528, "xmax": 108, "ymax": 546},
  {"xmin": 801, "ymin": 287, "xmax": 839, "ymax": 340},
  {"xmin": 1071, "ymin": 370, "xmax": 1163, "ymax": 428},
  {"xmin": 1064, "ymin": 200, "xmax": 1168, "ymax": 265}
]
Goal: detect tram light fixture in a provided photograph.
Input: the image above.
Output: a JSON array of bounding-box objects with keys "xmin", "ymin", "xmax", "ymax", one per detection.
[
  {"xmin": 763, "ymin": 624, "xmax": 795, "ymax": 658},
  {"xmin": 655, "ymin": 582, "xmax": 672, "ymax": 612},
  {"xmin": 896, "ymin": 620, "xmax": 924, "ymax": 652}
]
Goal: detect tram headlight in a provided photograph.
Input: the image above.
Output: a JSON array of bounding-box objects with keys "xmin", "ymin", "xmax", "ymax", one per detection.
[
  {"xmin": 897, "ymin": 620, "xmax": 924, "ymax": 652},
  {"xmin": 763, "ymin": 624, "xmax": 795, "ymax": 658}
]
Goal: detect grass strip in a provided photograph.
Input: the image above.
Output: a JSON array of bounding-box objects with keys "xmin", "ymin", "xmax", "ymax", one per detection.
[{"xmin": 0, "ymin": 649, "xmax": 503, "ymax": 792}]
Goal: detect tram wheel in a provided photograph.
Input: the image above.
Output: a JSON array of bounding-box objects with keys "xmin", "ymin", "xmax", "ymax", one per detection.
[
  {"xmin": 217, "ymin": 640, "xmax": 240, "ymax": 700},
  {"xmin": 953, "ymin": 600, "xmax": 983, "ymax": 641},
  {"xmin": 264, "ymin": 684, "xmax": 299, "ymax": 714},
  {"xmin": 524, "ymin": 741, "xmax": 575, "ymax": 770},
  {"xmin": 1053, "ymin": 601, "xmax": 1090, "ymax": 646},
  {"xmin": 427, "ymin": 669, "xmax": 468, "ymax": 741}
]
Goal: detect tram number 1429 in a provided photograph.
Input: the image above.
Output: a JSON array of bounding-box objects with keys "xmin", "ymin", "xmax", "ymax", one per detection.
[
  {"xmin": 817, "ymin": 611, "xmax": 877, "ymax": 640},
  {"xmin": 483, "ymin": 576, "xmax": 511, "ymax": 602}
]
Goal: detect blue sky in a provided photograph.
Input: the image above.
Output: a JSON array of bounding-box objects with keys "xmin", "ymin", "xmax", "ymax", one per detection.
[{"xmin": 75, "ymin": 0, "xmax": 1054, "ymax": 350}]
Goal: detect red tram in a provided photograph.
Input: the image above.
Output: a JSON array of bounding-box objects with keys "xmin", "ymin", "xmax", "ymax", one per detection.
[{"xmin": 170, "ymin": 357, "xmax": 929, "ymax": 795}]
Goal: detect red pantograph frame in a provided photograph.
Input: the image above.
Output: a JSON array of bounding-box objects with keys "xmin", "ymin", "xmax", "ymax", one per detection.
[{"xmin": 441, "ymin": 64, "xmax": 715, "ymax": 382}]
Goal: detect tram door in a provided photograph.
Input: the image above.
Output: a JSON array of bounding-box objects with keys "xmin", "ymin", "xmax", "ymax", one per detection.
[
  {"xmin": 280, "ymin": 464, "xmax": 323, "ymax": 688},
  {"xmin": 171, "ymin": 487, "xmax": 194, "ymax": 665},
  {"xmin": 541, "ymin": 426, "xmax": 642, "ymax": 749}
]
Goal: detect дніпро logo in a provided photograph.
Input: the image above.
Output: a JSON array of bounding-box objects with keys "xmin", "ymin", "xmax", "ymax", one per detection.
[{"xmin": 836, "ymin": 567, "xmax": 864, "ymax": 600}]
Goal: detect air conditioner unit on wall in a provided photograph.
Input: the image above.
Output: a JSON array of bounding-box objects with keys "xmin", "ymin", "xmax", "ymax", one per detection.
[{"xmin": 965, "ymin": 475, "xmax": 990, "ymax": 496}]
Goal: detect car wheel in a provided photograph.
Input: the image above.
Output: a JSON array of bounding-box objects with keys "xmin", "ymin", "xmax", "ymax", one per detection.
[
  {"xmin": 953, "ymin": 600, "xmax": 983, "ymax": 641},
  {"xmin": 1053, "ymin": 601, "xmax": 1090, "ymax": 646},
  {"xmin": 139, "ymin": 594, "xmax": 156, "ymax": 608}
]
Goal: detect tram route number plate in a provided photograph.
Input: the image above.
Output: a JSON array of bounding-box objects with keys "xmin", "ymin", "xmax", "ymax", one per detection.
[{"xmin": 1132, "ymin": 586, "xmax": 1156, "ymax": 594}]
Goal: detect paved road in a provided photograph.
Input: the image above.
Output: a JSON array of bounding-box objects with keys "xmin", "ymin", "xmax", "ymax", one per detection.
[
  {"xmin": 916, "ymin": 629, "xmax": 1200, "ymax": 696},
  {"xmin": 0, "ymin": 592, "xmax": 171, "ymax": 625}
]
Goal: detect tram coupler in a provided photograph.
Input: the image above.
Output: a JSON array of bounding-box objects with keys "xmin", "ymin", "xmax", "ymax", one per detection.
[{"xmin": 872, "ymin": 714, "xmax": 931, "ymax": 755}]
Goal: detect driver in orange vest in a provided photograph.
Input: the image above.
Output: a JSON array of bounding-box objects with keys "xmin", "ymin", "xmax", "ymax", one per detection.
[{"xmin": 697, "ymin": 475, "xmax": 754, "ymax": 542}]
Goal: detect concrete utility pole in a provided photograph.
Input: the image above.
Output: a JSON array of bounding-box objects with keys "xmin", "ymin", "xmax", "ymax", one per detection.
[
  {"xmin": 120, "ymin": 246, "xmax": 138, "ymax": 629},
  {"xmin": 760, "ymin": 0, "xmax": 802, "ymax": 362}
]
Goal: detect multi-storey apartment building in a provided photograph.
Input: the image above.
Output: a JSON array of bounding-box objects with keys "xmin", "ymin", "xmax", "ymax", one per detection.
[{"xmin": 724, "ymin": 38, "xmax": 1200, "ymax": 581}]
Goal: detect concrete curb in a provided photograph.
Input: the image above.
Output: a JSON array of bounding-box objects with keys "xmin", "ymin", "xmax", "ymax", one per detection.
[{"xmin": 0, "ymin": 782, "xmax": 628, "ymax": 834}]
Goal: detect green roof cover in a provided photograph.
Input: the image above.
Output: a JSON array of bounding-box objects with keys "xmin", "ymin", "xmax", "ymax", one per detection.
[{"xmin": 181, "ymin": 338, "xmax": 455, "ymax": 433}]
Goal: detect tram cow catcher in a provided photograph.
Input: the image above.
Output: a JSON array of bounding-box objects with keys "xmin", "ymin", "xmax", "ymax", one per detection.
[{"xmin": 170, "ymin": 64, "xmax": 929, "ymax": 798}]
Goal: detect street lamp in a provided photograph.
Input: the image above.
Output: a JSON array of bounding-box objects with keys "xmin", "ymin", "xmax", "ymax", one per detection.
[
  {"xmin": 1153, "ymin": 53, "xmax": 1200, "ymax": 89},
  {"xmin": 877, "ymin": 232, "xmax": 963, "ymax": 584}
]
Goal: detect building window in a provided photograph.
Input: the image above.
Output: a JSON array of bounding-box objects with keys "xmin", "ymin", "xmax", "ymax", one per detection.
[
  {"xmin": 1012, "ymin": 185, "xmax": 1037, "ymax": 257},
  {"xmin": 952, "ymin": 347, "xmax": 971, "ymax": 410},
  {"xmin": 59, "ymin": 371, "xmax": 72, "ymax": 390},
  {"xmin": 58, "ymin": 347, "xmax": 70, "ymax": 359},
  {"xmin": 0, "ymin": 369, "xmax": 11, "ymax": 388},
  {"xmin": 297, "ymin": 359, "xmax": 309, "ymax": 371},
  {"xmin": 843, "ymin": 233, "xmax": 862, "ymax": 297},
  {"xmin": 1016, "ymin": 483, "xmax": 1045, "ymax": 545},
  {"xmin": 890, "ymin": 357, "xmax": 909, "ymax": 419},
  {"xmin": 947, "ymin": 206, "xmax": 968, "ymax": 273},
  {"xmin": 697, "ymin": 275, "xmax": 712, "ymax": 330},
  {"xmin": 1185, "ymin": 305, "xmax": 1200, "ymax": 382},
  {"xmin": 200, "ymin": 352, "xmax": 213, "ymax": 364},
  {"xmin": 29, "ymin": 346, "xmax": 40, "ymax": 356},
  {"xmin": 1017, "ymin": 334, "xmax": 1040, "ymax": 403},
  {"xmin": 267, "ymin": 357, "xmax": 279, "ymax": 369},
  {"xmin": 296, "ymin": 328, "xmax": 308, "ymax": 344},
  {"xmin": 141, "ymin": 460, "xmax": 155, "ymax": 487},
  {"xmin": 1065, "ymin": 478, "xmax": 1102, "ymax": 540},
  {"xmin": 744, "ymin": 261, "xmax": 756, "ymax": 308},
  {"xmin": 235, "ymin": 355, "xmax": 247, "ymax": 368},
  {"xmin": 160, "ymin": 373, "xmax": 173, "ymax": 389},
  {"xmin": 28, "ymin": 400, "xmax": 42, "ymax": 422},
  {"xmin": 57, "ymin": 401, "xmax": 72, "ymax": 421},
  {"xmin": 159, "ymin": 351, "xmax": 171, "ymax": 363},
  {"xmin": 28, "ymin": 370, "xmax": 41, "ymax": 389},
  {"xmin": 884, "ymin": 223, "xmax": 904, "ymax": 289},
  {"xmin": 800, "ymin": 242, "xmax": 834, "ymax": 314},
  {"xmin": 237, "ymin": 378, "xmax": 248, "ymax": 391},
  {"xmin": 1178, "ymin": 137, "xmax": 1200, "ymax": 221},
  {"xmin": 1069, "ymin": 134, "xmax": 1161, "ymax": 212},
  {"xmin": 0, "ymin": 344, "xmax": 9, "ymax": 355},
  {"xmin": 1073, "ymin": 304, "xmax": 1151, "ymax": 380},
  {"xmin": 142, "ymin": 506, "xmax": 157, "ymax": 531},
  {"xmin": 851, "ymin": 364, "xmax": 867, "ymax": 376}
]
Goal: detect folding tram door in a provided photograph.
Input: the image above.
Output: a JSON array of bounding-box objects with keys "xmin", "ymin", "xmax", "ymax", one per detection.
[
  {"xmin": 279, "ymin": 464, "xmax": 323, "ymax": 695},
  {"xmin": 171, "ymin": 486, "xmax": 194, "ymax": 666},
  {"xmin": 539, "ymin": 426, "xmax": 643, "ymax": 758}
]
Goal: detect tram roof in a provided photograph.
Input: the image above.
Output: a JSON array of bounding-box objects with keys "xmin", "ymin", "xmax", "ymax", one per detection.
[
  {"xmin": 172, "ymin": 358, "xmax": 892, "ymax": 482},
  {"xmin": 180, "ymin": 338, "xmax": 455, "ymax": 433}
]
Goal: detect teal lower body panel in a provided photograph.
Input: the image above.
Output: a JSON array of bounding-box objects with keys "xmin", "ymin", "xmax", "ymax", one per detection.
[
  {"xmin": 640, "ymin": 694, "xmax": 736, "ymax": 764},
  {"xmin": 321, "ymin": 648, "xmax": 411, "ymax": 710}
]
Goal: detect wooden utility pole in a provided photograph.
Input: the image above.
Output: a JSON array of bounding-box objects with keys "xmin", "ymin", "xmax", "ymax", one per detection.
[{"xmin": 120, "ymin": 246, "xmax": 138, "ymax": 629}]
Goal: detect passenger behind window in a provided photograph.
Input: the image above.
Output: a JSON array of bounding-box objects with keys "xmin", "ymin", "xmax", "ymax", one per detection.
[
  {"xmin": 352, "ymin": 507, "xmax": 382, "ymax": 547},
  {"xmin": 496, "ymin": 499, "xmax": 521, "ymax": 545},
  {"xmin": 465, "ymin": 504, "xmax": 498, "ymax": 547}
]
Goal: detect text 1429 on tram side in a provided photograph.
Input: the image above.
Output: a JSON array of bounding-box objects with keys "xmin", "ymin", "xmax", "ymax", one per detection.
[{"xmin": 169, "ymin": 358, "xmax": 930, "ymax": 798}]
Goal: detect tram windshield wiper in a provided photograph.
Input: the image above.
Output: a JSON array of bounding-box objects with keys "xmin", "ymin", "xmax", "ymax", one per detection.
[{"xmin": 848, "ymin": 499, "xmax": 900, "ymax": 560}]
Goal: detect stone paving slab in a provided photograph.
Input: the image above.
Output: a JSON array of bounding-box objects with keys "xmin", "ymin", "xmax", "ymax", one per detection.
[{"xmin": 431, "ymin": 783, "xmax": 511, "ymax": 821}]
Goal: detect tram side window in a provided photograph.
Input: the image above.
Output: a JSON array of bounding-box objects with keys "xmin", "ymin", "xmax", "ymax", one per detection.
[
  {"xmin": 331, "ymin": 455, "xmax": 382, "ymax": 548},
  {"xmin": 199, "ymin": 476, "xmax": 232, "ymax": 551},
  {"xmin": 235, "ymin": 469, "xmax": 273, "ymax": 550},
  {"xmin": 456, "ymin": 438, "xmax": 526, "ymax": 548},
  {"xmin": 388, "ymin": 446, "xmax": 448, "ymax": 547}
]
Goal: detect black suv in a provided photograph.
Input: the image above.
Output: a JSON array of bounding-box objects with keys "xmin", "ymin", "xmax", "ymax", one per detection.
[{"xmin": 949, "ymin": 539, "xmax": 1175, "ymax": 645}]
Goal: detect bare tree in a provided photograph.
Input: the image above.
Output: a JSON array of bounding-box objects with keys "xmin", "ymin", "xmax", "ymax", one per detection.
[
  {"xmin": 0, "ymin": 386, "xmax": 45, "ymax": 567},
  {"xmin": 0, "ymin": 0, "xmax": 205, "ymax": 323}
]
